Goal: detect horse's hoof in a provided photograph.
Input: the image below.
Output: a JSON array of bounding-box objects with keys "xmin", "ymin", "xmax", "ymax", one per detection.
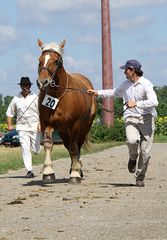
[
  {"xmin": 80, "ymin": 170, "xmax": 84, "ymax": 178},
  {"xmin": 69, "ymin": 177, "xmax": 81, "ymax": 184},
  {"xmin": 42, "ymin": 173, "xmax": 56, "ymax": 183}
]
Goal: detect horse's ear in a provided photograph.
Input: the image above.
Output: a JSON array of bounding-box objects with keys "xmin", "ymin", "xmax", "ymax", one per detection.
[
  {"xmin": 60, "ymin": 39, "xmax": 66, "ymax": 49},
  {"xmin": 38, "ymin": 38, "xmax": 43, "ymax": 47}
]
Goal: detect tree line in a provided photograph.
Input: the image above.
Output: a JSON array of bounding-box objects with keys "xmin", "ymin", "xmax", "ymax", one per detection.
[{"xmin": 0, "ymin": 85, "xmax": 167, "ymax": 125}]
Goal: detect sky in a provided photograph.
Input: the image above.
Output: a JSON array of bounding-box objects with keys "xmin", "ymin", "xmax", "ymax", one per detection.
[{"xmin": 0, "ymin": 0, "xmax": 167, "ymax": 97}]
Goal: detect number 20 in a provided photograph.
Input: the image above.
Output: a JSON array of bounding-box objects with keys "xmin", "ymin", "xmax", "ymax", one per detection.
[{"xmin": 46, "ymin": 97, "xmax": 55, "ymax": 108}]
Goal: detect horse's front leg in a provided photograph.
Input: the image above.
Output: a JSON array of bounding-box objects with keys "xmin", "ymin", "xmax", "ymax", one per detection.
[
  {"xmin": 42, "ymin": 127, "xmax": 55, "ymax": 182},
  {"xmin": 68, "ymin": 142, "xmax": 83, "ymax": 184}
]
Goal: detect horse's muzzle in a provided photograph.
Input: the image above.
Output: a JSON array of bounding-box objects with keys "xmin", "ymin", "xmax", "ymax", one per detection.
[{"xmin": 36, "ymin": 79, "xmax": 49, "ymax": 90}]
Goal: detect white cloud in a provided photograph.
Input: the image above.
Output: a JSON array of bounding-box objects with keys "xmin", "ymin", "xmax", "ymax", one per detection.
[
  {"xmin": 65, "ymin": 56, "xmax": 78, "ymax": 67},
  {"xmin": 0, "ymin": 25, "xmax": 18, "ymax": 52},
  {"xmin": 22, "ymin": 53, "xmax": 37, "ymax": 70},
  {"xmin": 161, "ymin": 68, "xmax": 167, "ymax": 77},
  {"xmin": 79, "ymin": 11, "xmax": 99, "ymax": 25},
  {"xmin": 0, "ymin": 25, "xmax": 17, "ymax": 42},
  {"xmin": 17, "ymin": 0, "xmax": 99, "ymax": 12},
  {"xmin": 17, "ymin": 0, "xmax": 167, "ymax": 11},
  {"xmin": 65, "ymin": 56, "xmax": 90, "ymax": 69},
  {"xmin": 0, "ymin": 69, "xmax": 7, "ymax": 80},
  {"xmin": 77, "ymin": 35, "xmax": 100, "ymax": 44},
  {"xmin": 65, "ymin": 56, "xmax": 97, "ymax": 75},
  {"xmin": 113, "ymin": 14, "xmax": 153, "ymax": 32},
  {"xmin": 149, "ymin": 45, "xmax": 167, "ymax": 55},
  {"xmin": 16, "ymin": 0, "xmax": 167, "ymax": 31},
  {"xmin": 0, "ymin": 0, "xmax": 165, "ymax": 97},
  {"xmin": 16, "ymin": 0, "xmax": 100, "ymax": 27},
  {"xmin": 111, "ymin": 0, "xmax": 167, "ymax": 8}
]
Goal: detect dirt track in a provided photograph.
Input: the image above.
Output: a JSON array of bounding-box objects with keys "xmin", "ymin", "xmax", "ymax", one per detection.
[{"xmin": 0, "ymin": 143, "xmax": 167, "ymax": 240}]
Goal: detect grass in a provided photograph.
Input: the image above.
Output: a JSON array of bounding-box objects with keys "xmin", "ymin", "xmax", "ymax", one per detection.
[
  {"xmin": 153, "ymin": 135, "xmax": 167, "ymax": 143},
  {"xmin": 0, "ymin": 135, "xmax": 166, "ymax": 175},
  {"xmin": 0, "ymin": 141, "xmax": 124, "ymax": 174}
]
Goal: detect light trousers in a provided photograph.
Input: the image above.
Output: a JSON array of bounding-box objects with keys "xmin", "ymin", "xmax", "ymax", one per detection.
[
  {"xmin": 125, "ymin": 114, "xmax": 155, "ymax": 180},
  {"xmin": 18, "ymin": 130, "xmax": 41, "ymax": 171}
]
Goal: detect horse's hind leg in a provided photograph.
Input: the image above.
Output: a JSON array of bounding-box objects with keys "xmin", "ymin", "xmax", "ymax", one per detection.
[
  {"xmin": 67, "ymin": 130, "xmax": 85, "ymax": 184},
  {"xmin": 60, "ymin": 130, "xmax": 82, "ymax": 184},
  {"xmin": 68, "ymin": 144, "xmax": 82, "ymax": 184},
  {"xmin": 43, "ymin": 127, "xmax": 55, "ymax": 182}
]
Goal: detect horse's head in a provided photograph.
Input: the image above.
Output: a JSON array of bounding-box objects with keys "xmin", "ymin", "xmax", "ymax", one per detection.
[{"xmin": 37, "ymin": 38, "xmax": 65, "ymax": 90}]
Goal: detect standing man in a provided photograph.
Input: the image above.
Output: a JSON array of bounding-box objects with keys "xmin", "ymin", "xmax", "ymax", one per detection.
[
  {"xmin": 87, "ymin": 59, "xmax": 159, "ymax": 187},
  {"xmin": 6, "ymin": 77, "xmax": 41, "ymax": 178}
]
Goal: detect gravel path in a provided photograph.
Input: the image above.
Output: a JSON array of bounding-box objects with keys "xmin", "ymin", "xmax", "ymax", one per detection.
[{"xmin": 0, "ymin": 143, "xmax": 167, "ymax": 240}]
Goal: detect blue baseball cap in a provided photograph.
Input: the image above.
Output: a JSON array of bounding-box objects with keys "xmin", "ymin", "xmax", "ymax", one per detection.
[{"xmin": 120, "ymin": 59, "xmax": 142, "ymax": 70}]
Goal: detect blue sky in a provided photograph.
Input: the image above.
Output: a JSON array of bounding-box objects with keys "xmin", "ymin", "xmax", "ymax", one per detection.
[{"xmin": 0, "ymin": 0, "xmax": 167, "ymax": 96}]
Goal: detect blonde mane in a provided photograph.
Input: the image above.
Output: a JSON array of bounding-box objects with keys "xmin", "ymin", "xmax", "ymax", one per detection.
[{"xmin": 40, "ymin": 42, "xmax": 64, "ymax": 57}]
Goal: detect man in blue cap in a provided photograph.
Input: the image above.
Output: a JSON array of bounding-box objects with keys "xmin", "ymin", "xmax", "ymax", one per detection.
[
  {"xmin": 87, "ymin": 59, "xmax": 159, "ymax": 187},
  {"xmin": 6, "ymin": 77, "xmax": 41, "ymax": 178}
]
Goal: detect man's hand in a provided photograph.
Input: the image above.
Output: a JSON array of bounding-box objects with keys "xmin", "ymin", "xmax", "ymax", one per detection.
[
  {"xmin": 37, "ymin": 122, "xmax": 41, "ymax": 133},
  {"xmin": 87, "ymin": 89, "xmax": 98, "ymax": 96},
  {"xmin": 7, "ymin": 125, "xmax": 13, "ymax": 131},
  {"xmin": 126, "ymin": 100, "xmax": 137, "ymax": 108},
  {"xmin": 7, "ymin": 116, "xmax": 13, "ymax": 131}
]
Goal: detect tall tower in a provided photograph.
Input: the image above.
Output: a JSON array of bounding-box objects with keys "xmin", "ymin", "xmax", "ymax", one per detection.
[{"xmin": 101, "ymin": 0, "xmax": 114, "ymax": 126}]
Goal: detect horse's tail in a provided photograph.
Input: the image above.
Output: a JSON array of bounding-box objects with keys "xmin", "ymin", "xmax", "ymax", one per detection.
[
  {"xmin": 82, "ymin": 96, "xmax": 96, "ymax": 150},
  {"xmin": 90, "ymin": 95, "xmax": 97, "ymax": 121},
  {"xmin": 82, "ymin": 133, "xmax": 91, "ymax": 150}
]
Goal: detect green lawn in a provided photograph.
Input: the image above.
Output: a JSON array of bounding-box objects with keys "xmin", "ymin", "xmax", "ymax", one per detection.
[
  {"xmin": 0, "ymin": 135, "xmax": 166, "ymax": 175},
  {"xmin": 0, "ymin": 141, "xmax": 123, "ymax": 174}
]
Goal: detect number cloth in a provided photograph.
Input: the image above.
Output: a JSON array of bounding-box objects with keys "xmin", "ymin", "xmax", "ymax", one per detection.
[{"xmin": 42, "ymin": 94, "xmax": 59, "ymax": 110}]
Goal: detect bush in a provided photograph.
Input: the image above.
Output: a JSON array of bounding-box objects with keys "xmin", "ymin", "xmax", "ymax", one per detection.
[
  {"xmin": 90, "ymin": 118, "xmax": 125, "ymax": 143},
  {"xmin": 0, "ymin": 123, "xmax": 8, "ymax": 133},
  {"xmin": 90, "ymin": 116, "xmax": 167, "ymax": 143},
  {"xmin": 155, "ymin": 116, "xmax": 167, "ymax": 136}
]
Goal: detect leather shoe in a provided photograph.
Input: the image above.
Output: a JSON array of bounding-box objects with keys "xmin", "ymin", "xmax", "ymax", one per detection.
[
  {"xmin": 128, "ymin": 159, "xmax": 136, "ymax": 173},
  {"xmin": 25, "ymin": 171, "xmax": 34, "ymax": 178},
  {"xmin": 136, "ymin": 179, "xmax": 145, "ymax": 187}
]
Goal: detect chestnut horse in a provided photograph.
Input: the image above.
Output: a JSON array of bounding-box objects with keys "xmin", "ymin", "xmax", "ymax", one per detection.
[{"xmin": 37, "ymin": 39, "xmax": 96, "ymax": 184}]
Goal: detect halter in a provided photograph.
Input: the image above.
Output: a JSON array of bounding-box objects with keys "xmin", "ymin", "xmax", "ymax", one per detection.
[
  {"xmin": 38, "ymin": 49, "xmax": 63, "ymax": 88},
  {"xmin": 38, "ymin": 50, "xmax": 89, "ymax": 95}
]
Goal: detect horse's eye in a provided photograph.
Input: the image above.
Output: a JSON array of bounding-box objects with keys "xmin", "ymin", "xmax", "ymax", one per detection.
[
  {"xmin": 55, "ymin": 58, "xmax": 63, "ymax": 68},
  {"xmin": 38, "ymin": 62, "xmax": 42, "ymax": 72}
]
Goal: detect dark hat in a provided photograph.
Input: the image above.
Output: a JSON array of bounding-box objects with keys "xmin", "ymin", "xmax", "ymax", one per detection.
[
  {"xmin": 120, "ymin": 59, "xmax": 142, "ymax": 70},
  {"xmin": 18, "ymin": 77, "xmax": 33, "ymax": 85}
]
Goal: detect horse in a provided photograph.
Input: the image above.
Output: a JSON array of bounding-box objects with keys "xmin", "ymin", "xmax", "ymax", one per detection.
[{"xmin": 37, "ymin": 39, "xmax": 97, "ymax": 184}]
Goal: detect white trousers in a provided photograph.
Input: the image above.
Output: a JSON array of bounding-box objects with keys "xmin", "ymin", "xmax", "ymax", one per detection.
[
  {"xmin": 18, "ymin": 131, "xmax": 41, "ymax": 172},
  {"xmin": 125, "ymin": 114, "xmax": 155, "ymax": 180}
]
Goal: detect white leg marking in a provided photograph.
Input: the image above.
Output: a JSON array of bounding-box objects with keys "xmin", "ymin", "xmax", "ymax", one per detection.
[{"xmin": 70, "ymin": 171, "xmax": 81, "ymax": 178}]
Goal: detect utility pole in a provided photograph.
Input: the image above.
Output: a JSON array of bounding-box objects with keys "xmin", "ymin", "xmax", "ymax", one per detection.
[{"xmin": 101, "ymin": 0, "xmax": 114, "ymax": 126}]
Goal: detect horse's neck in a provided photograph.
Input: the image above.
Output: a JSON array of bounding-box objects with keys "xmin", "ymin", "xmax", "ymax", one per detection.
[{"xmin": 55, "ymin": 67, "xmax": 69, "ymax": 88}]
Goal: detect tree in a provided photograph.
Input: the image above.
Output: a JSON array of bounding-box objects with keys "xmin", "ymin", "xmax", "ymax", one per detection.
[
  {"xmin": 154, "ymin": 86, "xmax": 167, "ymax": 116},
  {"xmin": 0, "ymin": 94, "xmax": 13, "ymax": 123}
]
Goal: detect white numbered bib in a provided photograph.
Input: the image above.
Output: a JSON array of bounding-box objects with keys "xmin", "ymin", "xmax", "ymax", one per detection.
[{"xmin": 42, "ymin": 94, "xmax": 59, "ymax": 110}]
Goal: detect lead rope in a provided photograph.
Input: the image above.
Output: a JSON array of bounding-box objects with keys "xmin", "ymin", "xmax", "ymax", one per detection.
[
  {"xmin": 16, "ymin": 94, "xmax": 39, "ymax": 124},
  {"xmin": 58, "ymin": 71, "xmax": 69, "ymax": 100},
  {"xmin": 97, "ymin": 99, "xmax": 128, "ymax": 116}
]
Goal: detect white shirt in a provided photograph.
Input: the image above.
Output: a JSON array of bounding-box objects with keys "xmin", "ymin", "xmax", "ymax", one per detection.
[
  {"xmin": 6, "ymin": 92, "xmax": 39, "ymax": 131},
  {"xmin": 97, "ymin": 76, "xmax": 159, "ymax": 118}
]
